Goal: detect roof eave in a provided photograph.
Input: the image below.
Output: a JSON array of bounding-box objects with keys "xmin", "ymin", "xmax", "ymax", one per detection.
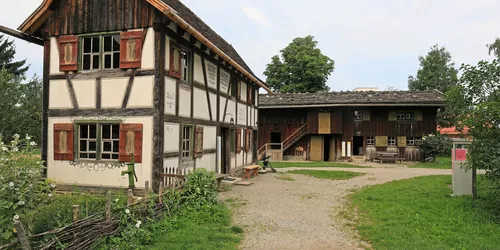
[{"xmin": 259, "ymin": 103, "xmax": 446, "ymax": 109}]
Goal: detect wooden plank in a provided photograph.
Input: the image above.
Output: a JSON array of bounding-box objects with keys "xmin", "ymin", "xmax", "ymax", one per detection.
[
  {"xmin": 96, "ymin": 78, "xmax": 101, "ymax": 109},
  {"xmin": 318, "ymin": 112, "xmax": 331, "ymax": 134},
  {"xmin": 48, "ymin": 108, "xmax": 154, "ymax": 117},
  {"xmin": 235, "ymin": 181, "xmax": 253, "ymax": 186},
  {"xmin": 65, "ymin": 73, "xmax": 79, "ymax": 109},
  {"xmin": 49, "ymin": 69, "xmax": 155, "ymax": 80},
  {"xmin": 42, "ymin": 40, "xmax": 50, "ymax": 176}
]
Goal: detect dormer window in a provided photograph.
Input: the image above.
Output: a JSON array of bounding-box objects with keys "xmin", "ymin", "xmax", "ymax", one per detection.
[{"xmin": 81, "ymin": 34, "xmax": 120, "ymax": 71}]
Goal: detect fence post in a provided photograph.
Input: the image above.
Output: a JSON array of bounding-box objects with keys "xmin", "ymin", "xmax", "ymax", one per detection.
[
  {"xmin": 145, "ymin": 180, "xmax": 150, "ymax": 196},
  {"xmin": 106, "ymin": 191, "xmax": 112, "ymax": 221},
  {"xmin": 72, "ymin": 205, "xmax": 80, "ymax": 222},
  {"xmin": 127, "ymin": 189, "xmax": 134, "ymax": 206},
  {"xmin": 159, "ymin": 181, "xmax": 163, "ymax": 204},
  {"xmin": 13, "ymin": 220, "xmax": 31, "ymax": 250}
]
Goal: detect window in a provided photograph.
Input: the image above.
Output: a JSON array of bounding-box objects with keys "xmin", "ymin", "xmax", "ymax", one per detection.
[
  {"xmin": 182, "ymin": 125, "xmax": 193, "ymax": 158},
  {"xmin": 405, "ymin": 112, "xmax": 414, "ymax": 120},
  {"xmin": 406, "ymin": 137, "xmax": 415, "ymax": 146},
  {"xmin": 81, "ymin": 34, "xmax": 120, "ymax": 71},
  {"xmin": 388, "ymin": 137, "xmax": 396, "ymax": 146},
  {"xmin": 231, "ymin": 77, "xmax": 238, "ymax": 98},
  {"xmin": 397, "ymin": 112, "xmax": 406, "ymax": 120},
  {"xmin": 397, "ymin": 112, "xmax": 415, "ymax": 120},
  {"xmin": 367, "ymin": 137, "xmax": 375, "ymax": 145},
  {"xmin": 181, "ymin": 49, "xmax": 190, "ymax": 82},
  {"xmin": 354, "ymin": 111, "xmax": 363, "ymax": 121},
  {"xmin": 78, "ymin": 123, "xmax": 119, "ymax": 160}
]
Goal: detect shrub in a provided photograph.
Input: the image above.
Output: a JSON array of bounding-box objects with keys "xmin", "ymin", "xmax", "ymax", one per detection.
[
  {"xmin": 0, "ymin": 134, "xmax": 53, "ymax": 244},
  {"xmin": 417, "ymin": 133, "xmax": 452, "ymax": 161},
  {"xmin": 181, "ymin": 168, "xmax": 217, "ymax": 207}
]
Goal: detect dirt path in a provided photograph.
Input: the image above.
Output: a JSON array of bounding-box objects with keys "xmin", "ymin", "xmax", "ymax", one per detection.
[{"xmin": 219, "ymin": 166, "xmax": 450, "ymax": 250}]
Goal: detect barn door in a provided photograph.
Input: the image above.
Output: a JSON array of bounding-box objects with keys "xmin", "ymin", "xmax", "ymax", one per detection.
[
  {"xmin": 318, "ymin": 112, "xmax": 331, "ymax": 134},
  {"xmin": 310, "ymin": 135, "xmax": 324, "ymax": 161}
]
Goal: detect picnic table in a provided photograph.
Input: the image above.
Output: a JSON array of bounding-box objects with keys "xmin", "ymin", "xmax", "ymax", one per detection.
[
  {"xmin": 373, "ymin": 152, "xmax": 400, "ymax": 163},
  {"xmin": 243, "ymin": 165, "xmax": 260, "ymax": 179}
]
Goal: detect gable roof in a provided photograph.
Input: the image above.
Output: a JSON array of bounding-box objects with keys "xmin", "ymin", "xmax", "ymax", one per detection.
[
  {"xmin": 18, "ymin": 0, "xmax": 271, "ymax": 93},
  {"xmin": 259, "ymin": 90, "xmax": 446, "ymax": 108}
]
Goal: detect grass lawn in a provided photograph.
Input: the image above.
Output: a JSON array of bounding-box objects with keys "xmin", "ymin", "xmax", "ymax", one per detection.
[
  {"xmin": 148, "ymin": 204, "xmax": 242, "ymax": 250},
  {"xmin": 288, "ymin": 170, "xmax": 364, "ymax": 180},
  {"xmin": 409, "ymin": 156, "xmax": 451, "ymax": 169},
  {"xmin": 258, "ymin": 161, "xmax": 369, "ymax": 169},
  {"xmin": 351, "ymin": 175, "xmax": 500, "ymax": 250}
]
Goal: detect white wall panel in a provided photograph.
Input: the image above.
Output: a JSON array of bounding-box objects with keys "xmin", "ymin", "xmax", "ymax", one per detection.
[
  {"xmin": 178, "ymin": 86, "xmax": 191, "ymax": 117},
  {"xmin": 128, "ymin": 76, "xmax": 154, "ymax": 108},
  {"xmin": 203, "ymin": 126, "xmax": 217, "ymax": 149},
  {"xmin": 72, "ymin": 79, "xmax": 95, "ymax": 109},
  {"xmin": 165, "ymin": 77, "xmax": 176, "ymax": 115},
  {"xmin": 240, "ymin": 81, "xmax": 247, "ymax": 102},
  {"xmin": 193, "ymin": 54, "xmax": 204, "ymax": 84},
  {"xmin": 164, "ymin": 122, "xmax": 180, "ymax": 153},
  {"xmin": 196, "ymin": 154, "xmax": 216, "ymax": 172},
  {"xmin": 237, "ymin": 104, "xmax": 246, "ymax": 125},
  {"xmin": 49, "ymin": 80, "xmax": 72, "ymax": 109},
  {"xmin": 193, "ymin": 87, "xmax": 210, "ymax": 120},
  {"xmin": 141, "ymin": 27, "xmax": 155, "ymax": 70},
  {"xmin": 101, "ymin": 77, "xmax": 127, "ymax": 108},
  {"xmin": 49, "ymin": 37, "xmax": 61, "ymax": 75}
]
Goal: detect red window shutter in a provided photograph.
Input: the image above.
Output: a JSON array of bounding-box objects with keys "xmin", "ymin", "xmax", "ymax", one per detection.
[
  {"xmin": 194, "ymin": 126, "xmax": 204, "ymax": 158},
  {"xmin": 120, "ymin": 31, "xmax": 143, "ymax": 69},
  {"xmin": 169, "ymin": 45, "xmax": 182, "ymax": 79},
  {"xmin": 54, "ymin": 123, "xmax": 74, "ymax": 161},
  {"xmin": 236, "ymin": 129, "xmax": 242, "ymax": 153},
  {"xmin": 58, "ymin": 36, "xmax": 78, "ymax": 72},
  {"xmin": 245, "ymin": 129, "xmax": 251, "ymax": 153},
  {"xmin": 119, "ymin": 124, "xmax": 143, "ymax": 163}
]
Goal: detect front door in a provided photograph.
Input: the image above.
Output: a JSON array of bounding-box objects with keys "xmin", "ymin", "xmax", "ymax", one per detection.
[
  {"xmin": 221, "ymin": 128, "xmax": 230, "ymax": 174},
  {"xmin": 310, "ymin": 135, "xmax": 324, "ymax": 161},
  {"xmin": 353, "ymin": 136, "xmax": 364, "ymax": 156}
]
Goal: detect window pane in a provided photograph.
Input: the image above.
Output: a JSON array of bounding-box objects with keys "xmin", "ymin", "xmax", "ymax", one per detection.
[
  {"xmin": 79, "ymin": 140, "xmax": 87, "ymax": 151},
  {"xmin": 80, "ymin": 125, "xmax": 88, "ymax": 138},
  {"xmin": 102, "ymin": 154, "xmax": 111, "ymax": 159},
  {"xmin": 113, "ymin": 141, "xmax": 119, "ymax": 152},
  {"xmin": 112, "ymin": 154, "xmax": 119, "ymax": 160},
  {"xmin": 83, "ymin": 55, "xmax": 91, "ymax": 71},
  {"xmin": 83, "ymin": 38, "xmax": 91, "ymax": 53},
  {"xmin": 80, "ymin": 153, "xmax": 88, "ymax": 159},
  {"xmin": 112, "ymin": 125, "xmax": 119, "ymax": 139},
  {"xmin": 104, "ymin": 54, "xmax": 112, "ymax": 69},
  {"xmin": 113, "ymin": 35, "xmax": 120, "ymax": 50},
  {"xmin": 104, "ymin": 36, "xmax": 112, "ymax": 52},
  {"xmin": 103, "ymin": 142, "xmax": 112, "ymax": 152},
  {"xmin": 89, "ymin": 153, "xmax": 97, "ymax": 159},
  {"xmin": 102, "ymin": 125, "xmax": 111, "ymax": 139},
  {"xmin": 92, "ymin": 55, "xmax": 99, "ymax": 69},
  {"xmin": 89, "ymin": 141, "xmax": 97, "ymax": 151},
  {"xmin": 92, "ymin": 37, "xmax": 100, "ymax": 53},
  {"xmin": 113, "ymin": 52, "xmax": 120, "ymax": 69},
  {"xmin": 89, "ymin": 125, "xmax": 97, "ymax": 138}
]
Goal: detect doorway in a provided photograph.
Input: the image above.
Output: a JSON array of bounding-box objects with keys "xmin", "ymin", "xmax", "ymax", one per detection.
[
  {"xmin": 271, "ymin": 132, "xmax": 281, "ymax": 149},
  {"xmin": 353, "ymin": 136, "xmax": 364, "ymax": 156},
  {"xmin": 221, "ymin": 128, "xmax": 230, "ymax": 174},
  {"xmin": 324, "ymin": 135, "xmax": 332, "ymax": 161}
]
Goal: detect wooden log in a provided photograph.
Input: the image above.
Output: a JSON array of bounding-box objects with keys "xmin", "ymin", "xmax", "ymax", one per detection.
[
  {"xmin": 127, "ymin": 189, "xmax": 134, "ymax": 206},
  {"xmin": 0, "ymin": 25, "xmax": 43, "ymax": 46},
  {"xmin": 106, "ymin": 191, "xmax": 111, "ymax": 221},
  {"xmin": 72, "ymin": 205, "xmax": 80, "ymax": 222},
  {"xmin": 13, "ymin": 220, "xmax": 31, "ymax": 250}
]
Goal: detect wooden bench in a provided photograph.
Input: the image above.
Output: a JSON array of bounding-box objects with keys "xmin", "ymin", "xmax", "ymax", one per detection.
[
  {"xmin": 215, "ymin": 174, "xmax": 228, "ymax": 189},
  {"xmin": 396, "ymin": 157, "xmax": 405, "ymax": 163},
  {"xmin": 243, "ymin": 165, "xmax": 260, "ymax": 180}
]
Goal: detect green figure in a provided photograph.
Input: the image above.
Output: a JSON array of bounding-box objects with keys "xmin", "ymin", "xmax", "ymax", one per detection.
[{"xmin": 121, "ymin": 154, "xmax": 138, "ymax": 188}]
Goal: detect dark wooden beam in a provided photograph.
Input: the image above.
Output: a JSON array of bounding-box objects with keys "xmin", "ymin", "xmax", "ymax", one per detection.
[
  {"xmin": 121, "ymin": 69, "xmax": 136, "ymax": 108},
  {"xmin": 201, "ymin": 57, "xmax": 213, "ymax": 121},
  {"xmin": 49, "ymin": 69, "xmax": 154, "ymax": 80},
  {"xmin": 65, "ymin": 73, "xmax": 79, "ymax": 109},
  {"xmin": 152, "ymin": 25, "xmax": 166, "ymax": 193},
  {"xmin": 0, "ymin": 25, "xmax": 43, "ymax": 46},
  {"xmin": 41, "ymin": 40, "xmax": 50, "ymax": 177},
  {"xmin": 96, "ymin": 78, "xmax": 102, "ymax": 109},
  {"xmin": 189, "ymin": 35, "xmax": 197, "ymax": 45},
  {"xmin": 48, "ymin": 108, "xmax": 154, "ymax": 117},
  {"xmin": 176, "ymin": 26, "xmax": 185, "ymax": 37}
]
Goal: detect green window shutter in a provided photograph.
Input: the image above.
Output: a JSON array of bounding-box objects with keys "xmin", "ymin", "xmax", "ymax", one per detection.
[{"xmin": 388, "ymin": 111, "xmax": 397, "ymax": 121}]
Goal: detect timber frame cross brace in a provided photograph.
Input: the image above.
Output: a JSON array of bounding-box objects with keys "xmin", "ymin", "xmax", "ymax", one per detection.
[{"xmin": 0, "ymin": 25, "xmax": 43, "ymax": 46}]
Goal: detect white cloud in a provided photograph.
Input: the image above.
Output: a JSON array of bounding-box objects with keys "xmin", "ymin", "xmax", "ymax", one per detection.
[{"xmin": 242, "ymin": 6, "xmax": 271, "ymax": 28}]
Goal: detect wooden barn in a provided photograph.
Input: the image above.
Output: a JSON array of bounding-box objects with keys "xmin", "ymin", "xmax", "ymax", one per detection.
[
  {"xmin": 258, "ymin": 91, "xmax": 445, "ymax": 162},
  {"xmin": 11, "ymin": 0, "xmax": 271, "ymax": 192}
]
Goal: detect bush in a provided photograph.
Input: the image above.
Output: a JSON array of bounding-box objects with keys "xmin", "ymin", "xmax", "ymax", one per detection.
[
  {"xmin": 181, "ymin": 168, "xmax": 217, "ymax": 207},
  {"xmin": 0, "ymin": 134, "xmax": 53, "ymax": 244},
  {"xmin": 417, "ymin": 133, "xmax": 452, "ymax": 161}
]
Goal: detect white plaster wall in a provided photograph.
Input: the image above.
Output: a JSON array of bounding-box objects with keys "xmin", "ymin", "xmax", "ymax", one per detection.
[
  {"xmin": 237, "ymin": 151, "xmax": 244, "ymax": 168},
  {"xmin": 209, "ymin": 93, "xmax": 216, "ymax": 120},
  {"xmin": 237, "ymin": 104, "xmax": 246, "ymax": 125},
  {"xmin": 128, "ymin": 76, "xmax": 154, "ymax": 108},
  {"xmin": 141, "ymin": 27, "xmax": 155, "ymax": 70},
  {"xmin": 165, "ymin": 36, "xmax": 170, "ymax": 70},
  {"xmin": 255, "ymin": 89, "xmax": 259, "ymax": 107},
  {"xmin": 179, "ymin": 86, "xmax": 191, "ymax": 118},
  {"xmin": 193, "ymin": 54, "xmax": 204, "ymax": 84},
  {"xmin": 240, "ymin": 81, "xmax": 247, "ymax": 102},
  {"xmin": 101, "ymin": 77, "xmax": 127, "ymax": 108},
  {"xmin": 219, "ymin": 97, "xmax": 226, "ymax": 122},
  {"xmin": 247, "ymin": 151, "xmax": 253, "ymax": 164},
  {"xmin": 224, "ymin": 99, "xmax": 236, "ymax": 124},
  {"xmin": 165, "ymin": 77, "xmax": 177, "ymax": 115},
  {"xmin": 219, "ymin": 69, "xmax": 230, "ymax": 94},
  {"xmin": 164, "ymin": 122, "xmax": 180, "ymax": 153},
  {"xmin": 196, "ymin": 154, "xmax": 216, "ymax": 172},
  {"xmin": 47, "ymin": 116, "xmax": 153, "ymax": 188},
  {"xmin": 72, "ymin": 79, "xmax": 96, "ymax": 109},
  {"xmin": 193, "ymin": 87, "xmax": 210, "ymax": 120},
  {"xmin": 203, "ymin": 126, "xmax": 217, "ymax": 149},
  {"xmin": 49, "ymin": 80, "xmax": 72, "ymax": 109},
  {"xmin": 50, "ymin": 37, "xmax": 61, "ymax": 75}
]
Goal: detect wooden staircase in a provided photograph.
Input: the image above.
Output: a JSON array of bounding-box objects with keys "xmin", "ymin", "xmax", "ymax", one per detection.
[{"xmin": 258, "ymin": 123, "xmax": 308, "ymax": 161}]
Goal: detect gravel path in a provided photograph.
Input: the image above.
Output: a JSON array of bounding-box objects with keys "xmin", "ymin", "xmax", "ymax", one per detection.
[{"xmin": 219, "ymin": 166, "xmax": 451, "ymax": 250}]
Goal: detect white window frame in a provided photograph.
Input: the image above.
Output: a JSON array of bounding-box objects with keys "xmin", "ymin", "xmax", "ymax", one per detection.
[
  {"xmin": 388, "ymin": 137, "xmax": 396, "ymax": 146},
  {"xmin": 407, "ymin": 137, "xmax": 415, "ymax": 146},
  {"xmin": 182, "ymin": 125, "xmax": 193, "ymax": 158},
  {"xmin": 367, "ymin": 136, "xmax": 375, "ymax": 145}
]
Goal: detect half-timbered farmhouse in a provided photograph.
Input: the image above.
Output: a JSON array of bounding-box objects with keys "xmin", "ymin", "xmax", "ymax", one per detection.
[
  {"xmin": 17, "ymin": 0, "xmax": 271, "ymax": 192},
  {"xmin": 258, "ymin": 91, "xmax": 445, "ymax": 162}
]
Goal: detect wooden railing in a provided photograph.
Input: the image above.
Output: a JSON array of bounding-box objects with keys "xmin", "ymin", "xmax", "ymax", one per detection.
[{"xmin": 282, "ymin": 123, "xmax": 308, "ymax": 151}]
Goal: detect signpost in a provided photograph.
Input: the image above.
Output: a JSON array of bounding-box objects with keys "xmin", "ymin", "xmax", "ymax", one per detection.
[{"xmin": 451, "ymin": 138, "xmax": 474, "ymax": 197}]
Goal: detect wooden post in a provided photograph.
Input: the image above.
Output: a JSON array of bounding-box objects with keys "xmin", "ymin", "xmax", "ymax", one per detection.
[
  {"xmin": 72, "ymin": 205, "xmax": 80, "ymax": 222},
  {"xmin": 86, "ymin": 200, "xmax": 89, "ymax": 217},
  {"xmin": 159, "ymin": 181, "xmax": 163, "ymax": 204},
  {"xmin": 106, "ymin": 191, "xmax": 112, "ymax": 221},
  {"xmin": 127, "ymin": 189, "xmax": 134, "ymax": 206},
  {"xmin": 145, "ymin": 180, "xmax": 150, "ymax": 196},
  {"xmin": 13, "ymin": 220, "xmax": 31, "ymax": 250}
]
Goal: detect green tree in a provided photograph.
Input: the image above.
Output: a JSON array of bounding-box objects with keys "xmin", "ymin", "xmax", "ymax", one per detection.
[
  {"xmin": 17, "ymin": 76, "xmax": 43, "ymax": 144},
  {"xmin": 263, "ymin": 35, "xmax": 335, "ymax": 93},
  {"xmin": 0, "ymin": 70, "xmax": 22, "ymax": 141},
  {"xmin": 446, "ymin": 60, "xmax": 500, "ymax": 178},
  {"xmin": 0, "ymin": 35, "xmax": 29, "ymax": 77},
  {"xmin": 487, "ymin": 37, "xmax": 500, "ymax": 59},
  {"xmin": 408, "ymin": 45, "xmax": 458, "ymax": 93}
]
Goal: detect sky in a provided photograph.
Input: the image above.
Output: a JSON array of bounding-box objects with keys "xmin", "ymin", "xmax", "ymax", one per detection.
[{"xmin": 1, "ymin": 0, "xmax": 499, "ymax": 91}]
